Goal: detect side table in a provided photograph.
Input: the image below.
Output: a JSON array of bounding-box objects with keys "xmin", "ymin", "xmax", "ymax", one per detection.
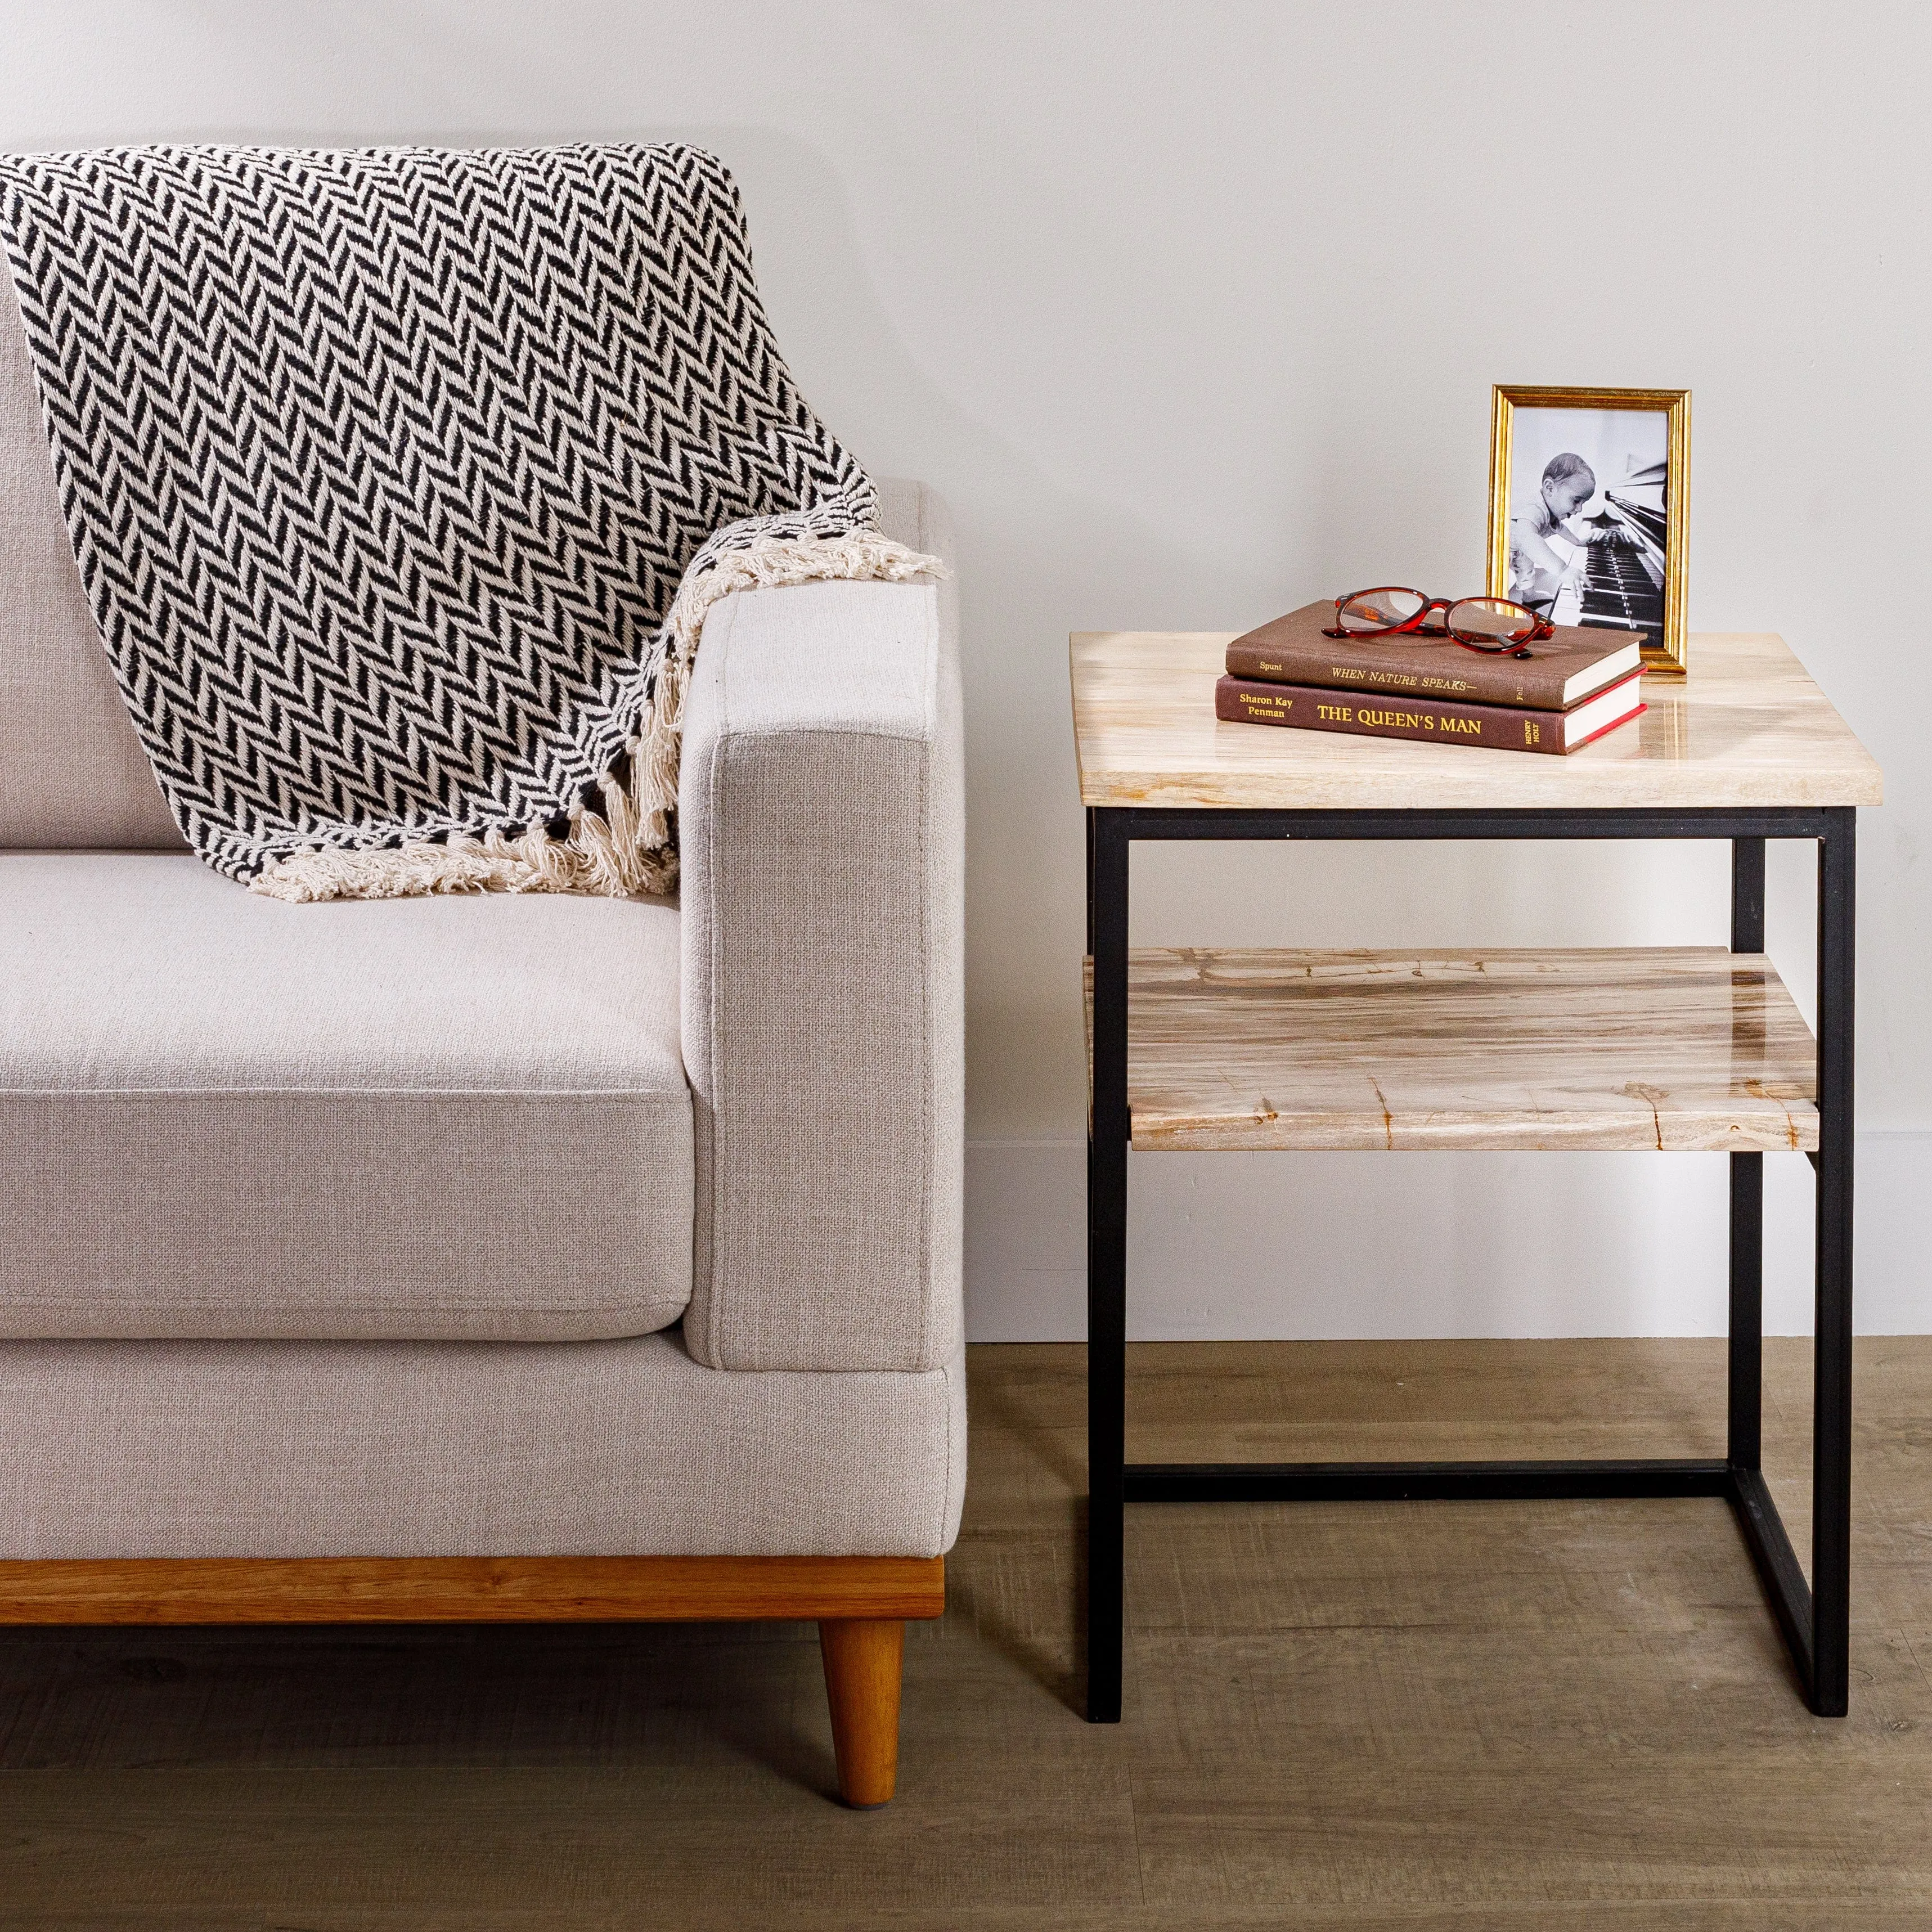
[{"xmin": 1071, "ymin": 630, "xmax": 1882, "ymax": 1724}]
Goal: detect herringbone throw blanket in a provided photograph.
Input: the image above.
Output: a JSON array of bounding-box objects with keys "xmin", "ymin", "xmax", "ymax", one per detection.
[{"xmin": 0, "ymin": 142, "xmax": 937, "ymax": 900}]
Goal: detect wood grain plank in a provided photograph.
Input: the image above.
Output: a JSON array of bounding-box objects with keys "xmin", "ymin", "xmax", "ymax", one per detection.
[{"xmin": 0, "ymin": 1553, "xmax": 946, "ymax": 1625}]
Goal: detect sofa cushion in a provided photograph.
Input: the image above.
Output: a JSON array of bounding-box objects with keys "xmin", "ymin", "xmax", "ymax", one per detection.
[{"xmin": 0, "ymin": 853, "xmax": 693, "ymax": 1341}]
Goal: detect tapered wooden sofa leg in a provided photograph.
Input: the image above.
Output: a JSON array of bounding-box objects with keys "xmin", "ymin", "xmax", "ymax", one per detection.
[{"xmin": 819, "ymin": 1617, "xmax": 905, "ymax": 1807}]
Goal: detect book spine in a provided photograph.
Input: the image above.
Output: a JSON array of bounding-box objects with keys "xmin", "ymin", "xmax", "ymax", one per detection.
[
  {"xmin": 1215, "ymin": 676, "xmax": 1572, "ymax": 754},
  {"xmin": 1224, "ymin": 638, "xmax": 1568, "ymax": 711}
]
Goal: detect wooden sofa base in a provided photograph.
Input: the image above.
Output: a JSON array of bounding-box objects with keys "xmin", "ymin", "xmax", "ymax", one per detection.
[{"xmin": 0, "ymin": 1553, "xmax": 944, "ymax": 1808}]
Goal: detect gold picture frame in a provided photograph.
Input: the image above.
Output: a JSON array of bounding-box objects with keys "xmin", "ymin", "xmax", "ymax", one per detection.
[{"xmin": 1486, "ymin": 385, "xmax": 1691, "ymax": 676}]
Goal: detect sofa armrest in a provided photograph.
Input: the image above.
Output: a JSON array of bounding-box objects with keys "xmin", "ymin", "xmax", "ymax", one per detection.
[{"xmin": 677, "ymin": 549, "xmax": 963, "ymax": 1373}]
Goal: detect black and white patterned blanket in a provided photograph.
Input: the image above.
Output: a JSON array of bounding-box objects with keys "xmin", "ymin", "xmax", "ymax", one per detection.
[{"xmin": 0, "ymin": 142, "xmax": 934, "ymax": 900}]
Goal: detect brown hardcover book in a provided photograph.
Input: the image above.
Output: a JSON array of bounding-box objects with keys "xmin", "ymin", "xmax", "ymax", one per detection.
[
  {"xmin": 1226, "ymin": 600, "xmax": 1645, "ymax": 711},
  {"xmin": 1214, "ymin": 671, "xmax": 1646, "ymax": 755}
]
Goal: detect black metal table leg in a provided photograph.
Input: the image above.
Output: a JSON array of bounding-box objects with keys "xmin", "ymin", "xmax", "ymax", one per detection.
[
  {"xmin": 1729, "ymin": 1153, "xmax": 1764, "ymax": 1467},
  {"xmin": 1810, "ymin": 808, "xmax": 1857, "ymax": 1715},
  {"xmin": 1086, "ymin": 808, "xmax": 1130, "ymax": 1722},
  {"xmin": 1729, "ymin": 837, "xmax": 1766, "ymax": 1472},
  {"xmin": 1723, "ymin": 831, "xmax": 1812, "ymax": 1684}
]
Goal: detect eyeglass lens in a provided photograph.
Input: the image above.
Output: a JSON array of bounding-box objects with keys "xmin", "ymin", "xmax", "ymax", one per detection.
[
  {"xmin": 1335, "ymin": 589, "xmax": 1427, "ymax": 633},
  {"xmin": 1446, "ymin": 596, "xmax": 1539, "ymax": 648}
]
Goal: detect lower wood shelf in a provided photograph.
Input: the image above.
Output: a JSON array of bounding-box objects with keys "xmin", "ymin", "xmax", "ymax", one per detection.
[{"xmin": 1090, "ymin": 946, "xmax": 1818, "ymax": 1153}]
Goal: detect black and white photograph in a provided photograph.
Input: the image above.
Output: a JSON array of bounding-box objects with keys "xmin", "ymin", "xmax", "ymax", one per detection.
[{"xmin": 1488, "ymin": 386, "xmax": 1690, "ymax": 670}]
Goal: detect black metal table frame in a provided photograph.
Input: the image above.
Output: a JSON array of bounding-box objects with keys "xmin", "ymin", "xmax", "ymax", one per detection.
[{"xmin": 1085, "ymin": 803, "xmax": 1855, "ymax": 1722}]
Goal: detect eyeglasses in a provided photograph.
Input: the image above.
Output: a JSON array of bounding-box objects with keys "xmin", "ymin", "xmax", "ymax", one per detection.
[{"xmin": 1323, "ymin": 587, "xmax": 1554, "ymax": 657}]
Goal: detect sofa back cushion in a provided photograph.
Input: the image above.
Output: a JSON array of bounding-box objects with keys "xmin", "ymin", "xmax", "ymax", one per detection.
[{"xmin": 0, "ymin": 263, "xmax": 183, "ymax": 850}]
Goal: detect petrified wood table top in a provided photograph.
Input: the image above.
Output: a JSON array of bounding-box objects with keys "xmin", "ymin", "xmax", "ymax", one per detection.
[{"xmin": 1070, "ymin": 632, "xmax": 1881, "ymax": 811}]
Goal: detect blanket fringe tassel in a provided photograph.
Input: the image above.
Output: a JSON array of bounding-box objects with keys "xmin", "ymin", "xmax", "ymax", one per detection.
[{"xmin": 248, "ymin": 531, "xmax": 944, "ymax": 904}]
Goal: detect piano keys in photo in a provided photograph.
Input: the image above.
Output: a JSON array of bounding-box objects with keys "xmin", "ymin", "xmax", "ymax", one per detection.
[{"xmin": 1551, "ymin": 457, "xmax": 1666, "ymax": 636}]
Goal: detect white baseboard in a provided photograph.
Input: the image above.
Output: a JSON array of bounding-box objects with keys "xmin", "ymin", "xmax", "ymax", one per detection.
[{"xmin": 963, "ymin": 1132, "xmax": 1931, "ymax": 1341}]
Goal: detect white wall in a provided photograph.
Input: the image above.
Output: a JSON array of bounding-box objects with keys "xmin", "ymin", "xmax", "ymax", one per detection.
[{"xmin": 8, "ymin": 1, "xmax": 1926, "ymax": 1336}]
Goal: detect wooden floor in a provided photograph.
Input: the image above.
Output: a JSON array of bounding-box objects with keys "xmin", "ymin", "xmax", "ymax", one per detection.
[{"xmin": 3, "ymin": 1338, "xmax": 1931, "ymax": 1928}]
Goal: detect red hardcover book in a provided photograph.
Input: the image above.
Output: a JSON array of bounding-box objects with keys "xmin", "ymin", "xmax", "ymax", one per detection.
[{"xmin": 1214, "ymin": 670, "xmax": 1646, "ymax": 754}]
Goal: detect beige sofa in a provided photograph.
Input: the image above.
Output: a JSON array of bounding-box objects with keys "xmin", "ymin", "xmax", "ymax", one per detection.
[{"xmin": 0, "ymin": 289, "xmax": 964, "ymax": 1806}]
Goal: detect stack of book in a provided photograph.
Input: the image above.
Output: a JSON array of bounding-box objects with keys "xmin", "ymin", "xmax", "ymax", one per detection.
[{"xmin": 1214, "ymin": 601, "xmax": 1648, "ymax": 755}]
